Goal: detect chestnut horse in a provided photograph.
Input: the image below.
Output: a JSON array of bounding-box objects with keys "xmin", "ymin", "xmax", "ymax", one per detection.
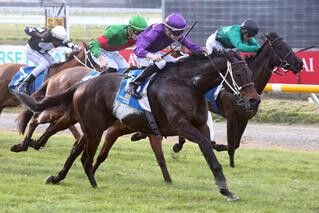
[
  {"xmin": 18, "ymin": 50, "xmax": 260, "ymax": 201},
  {"xmin": 0, "ymin": 41, "xmax": 96, "ymax": 118},
  {"xmin": 11, "ymin": 66, "xmax": 103, "ymax": 152}
]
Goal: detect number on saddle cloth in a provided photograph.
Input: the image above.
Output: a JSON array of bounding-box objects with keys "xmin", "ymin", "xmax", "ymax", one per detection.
[{"xmin": 8, "ymin": 66, "xmax": 49, "ymax": 95}]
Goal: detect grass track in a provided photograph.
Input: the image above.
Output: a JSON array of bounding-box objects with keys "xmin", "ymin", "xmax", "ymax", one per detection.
[{"xmin": 0, "ymin": 131, "xmax": 318, "ymax": 212}]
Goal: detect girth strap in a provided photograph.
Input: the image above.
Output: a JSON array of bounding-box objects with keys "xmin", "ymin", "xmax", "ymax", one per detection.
[{"xmin": 144, "ymin": 111, "xmax": 161, "ymax": 136}]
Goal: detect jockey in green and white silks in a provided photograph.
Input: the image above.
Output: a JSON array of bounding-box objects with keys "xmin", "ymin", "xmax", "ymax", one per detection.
[
  {"xmin": 206, "ymin": 20, "xmax": 260, "ymax": 54},
  {"xmin": 89, "ymin": 15, "xmax": 148, "ymax": 73}
]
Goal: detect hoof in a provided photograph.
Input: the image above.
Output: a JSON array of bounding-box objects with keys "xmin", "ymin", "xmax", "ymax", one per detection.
[
  {"xmin": 131, "ymin": 132, "xmax": 147, "ymax": 141},
  {"xmin": 10, "ymin": 144, "xmax": 27, "ymax": 152},
  {"xmin": 172, "ymin": 143, "xmax": 181, "ymax": 153},
  {"xmin": 220, "ymin": 188, "xmax": 240, "ymax": 202},
  {"xmin": 46, "ymin": 175, "xmax": 59, "ymax": 184}
]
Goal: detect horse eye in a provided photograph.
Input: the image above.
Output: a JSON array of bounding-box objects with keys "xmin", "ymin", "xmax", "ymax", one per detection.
[{"xmin": 277, "ymin": 46, "xmax": 282, "ymax": 49}]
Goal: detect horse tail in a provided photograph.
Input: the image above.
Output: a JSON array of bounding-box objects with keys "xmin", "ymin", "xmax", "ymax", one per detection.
[
  {"xmin": 18, "ymin": 83, "xmax": 80, "ymax": 112},
  {"xmin": 16, "ymin": 109, "xmax": 33, "ymax": 134}
]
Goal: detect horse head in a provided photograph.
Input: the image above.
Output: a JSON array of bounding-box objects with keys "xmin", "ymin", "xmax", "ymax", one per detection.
[
  {"xmin": 265, "ymin": 32, "xmax": 303, "ymax": 74},
  {"xmin": 219, "ymin": 49, "xmax": 261, "ymax": 109}
]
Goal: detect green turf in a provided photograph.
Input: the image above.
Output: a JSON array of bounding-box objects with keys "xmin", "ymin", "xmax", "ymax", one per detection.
[{"xmin": 0, "ymin": 131, "xmax": 318, "ymax": 212}]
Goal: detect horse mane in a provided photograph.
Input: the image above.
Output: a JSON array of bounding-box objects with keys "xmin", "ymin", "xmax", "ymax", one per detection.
[
  {"xmin": 244, "ymin": 32, "xmax": 279, "ymax": 64},
  {"xmin": 50, "ymin": 41, "xmax": 88, "ymax": 68}
]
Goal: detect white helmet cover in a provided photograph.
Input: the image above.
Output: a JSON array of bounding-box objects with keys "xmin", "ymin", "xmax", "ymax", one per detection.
[{"xmin": 51, "ymin": 26, "xmax": 67, "ymax": 41}]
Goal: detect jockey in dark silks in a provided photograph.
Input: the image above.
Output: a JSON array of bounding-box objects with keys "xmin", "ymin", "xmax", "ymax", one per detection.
[
  {"xmin": 206, "ymin": 20, "xmax": 260, "ymax": 54},
  {"xmin": 125, "ymin": 13, "xmax": 203, "ymax": 98},
  {"xmin": 89, "ymin": 15, "xmax": 148, "ymax": 73},
  {"xmin": 17, "ymin": 26, "xmax": 79, "ymax": 94}
]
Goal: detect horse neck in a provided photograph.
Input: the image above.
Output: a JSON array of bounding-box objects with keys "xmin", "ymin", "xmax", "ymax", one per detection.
[
  {"xmin": 249, "ymin": 44, "xmax": 278, "ymax": 94},
  {"xmin": 48, "ymin": 51, "xmax": 86, "ymax": 77},
  {"xmin": 182, "ymin": 58, "xmax": 225, "ymax": 94}
]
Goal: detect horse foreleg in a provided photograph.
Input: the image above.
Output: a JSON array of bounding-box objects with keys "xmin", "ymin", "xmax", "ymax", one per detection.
[
  {"xmin": 228, "ymin": 118, "xmax": 248, "ymax": 168},
  {"xmin": 93, "ymin": 124, "xmax": 132, "ymax": 174},
  {"xmin": 46, "ymin": 136, "xmax": 84, "ymax": 184},
  {"xmin": 10, "ymin": 116, "xmax": 39, "ymax": 152},
  {"xmin": 68, "ymin": 125, "xmax": 81, "ymax": 140},
  {"xmin": 148, "ymin": 135, "xmax": 172, "ymax": 183},
  {"xmin": 176, "ymin": 120, "xmax": 239, "ymax": 201}
]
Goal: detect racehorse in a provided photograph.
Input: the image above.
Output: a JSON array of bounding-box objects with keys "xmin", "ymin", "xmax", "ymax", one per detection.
[
  {"xmin": 0, "ymin": 42, "xmax": 97, "ymax": 119},
  {"xmin": 11, "ymin": 66, "xmax": 103, "ymax": 152},
  {"xmin": 0, "ymin": 63, "xmax": 27, "ymax": 115},
  {"xmin": 171, "ymin": 32, "xmax": 304, "ymax": 167},
  {"xmin": 18, "ymin": 49, "xmax": 260, "ymax": 201}
]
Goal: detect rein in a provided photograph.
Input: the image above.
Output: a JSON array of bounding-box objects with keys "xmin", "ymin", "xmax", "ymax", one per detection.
[
  {"xmin": 207, "ymin": 54, "xmax": 254, "ymax": 99},
  {"xmin": 73, "ymin": 48, "xmax": 97, "ymax": 71}
]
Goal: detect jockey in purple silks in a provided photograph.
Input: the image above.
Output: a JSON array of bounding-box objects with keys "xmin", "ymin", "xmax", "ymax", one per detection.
[{"xmin": 125, "ymin": 13, "xmax": 203, "ymax": 98}]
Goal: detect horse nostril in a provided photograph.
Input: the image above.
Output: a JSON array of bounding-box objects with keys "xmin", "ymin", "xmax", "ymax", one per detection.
[{"xmin": 249, "ymin": 98, "xmax": 260, "ymax": 107}]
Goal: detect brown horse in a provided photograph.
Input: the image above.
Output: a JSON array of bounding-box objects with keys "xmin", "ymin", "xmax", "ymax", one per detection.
[
  {"xmin": 171, "ymin": 32, "xmax": 304, "ymax": 167},
  {"xmin": 11, "ymin": 66, "xmax": 104, "ymax": 152},
  {"xmin": 0, "ymin": 63, "xmax": 27, "ymax": 114},
  {"xmin": 18, "ymin": 50, "xmax": 260, "ymax": 201},
  {"xmin": 0, "ymin": 42, "xmax": 96, "ymax": 117}
]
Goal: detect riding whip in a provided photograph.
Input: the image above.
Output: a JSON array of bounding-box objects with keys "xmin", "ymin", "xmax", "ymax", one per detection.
[{"xmin": 161, "ymin": 20, "xmax": 198, "ymax": 58}]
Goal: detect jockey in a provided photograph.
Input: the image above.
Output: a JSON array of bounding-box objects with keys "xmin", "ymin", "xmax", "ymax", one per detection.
[
  {"xmin": 125, "ymin": 13, "xmax": 203, "ymax": 98},
  {"xmin": 206, "ymin": 20, "xmax": 260, "ymax": 54},
  {"xmin": 89, "ymin": 15, "xmax": 148, "ymax": 73},
  {"xmin": 17, "ymin": 25, "xmax": 79, "ymax": 94}
]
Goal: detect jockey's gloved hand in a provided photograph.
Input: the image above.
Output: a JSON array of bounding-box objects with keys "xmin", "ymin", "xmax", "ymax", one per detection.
[
  {"xmin": 24, "ymin": 26, "xmax": 35, "ymax": 36},
  {"xmin": 146, "ymin": 53, "xmax": 162, "ymax": 62}
]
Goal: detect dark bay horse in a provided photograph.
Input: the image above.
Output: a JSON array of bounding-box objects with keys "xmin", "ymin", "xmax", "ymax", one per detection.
[
  {"xmin": 172, "ymin": 32, "xmax": 304, "ymax": 167},
  {"xmin": 0, "ymin": 42, "xmax": 95, "ymax": 118},
  {"xmin": 18, "ymin": 50, "xmax": 260, "ymax": 201}
]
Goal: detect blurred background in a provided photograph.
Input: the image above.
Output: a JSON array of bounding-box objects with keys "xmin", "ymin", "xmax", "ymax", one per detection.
[{"xmin": 0, "ymin": 0, "xmax": 318, "ymax": 48}]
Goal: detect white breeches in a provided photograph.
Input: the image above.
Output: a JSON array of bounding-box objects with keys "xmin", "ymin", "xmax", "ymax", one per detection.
[
  {"xmin": 100, "ymin": 49, "xmax": 129, "ymax": 71},
  {"xmin": 207, "ymin": 111, "xmax": 216, "ymax": 141},
  {"xmin": 25, "ymin": 44, "xmax": 55, "ymax": 77},
  {"xmin": 206, "ymin": 32, "xmax": 225, "ymax": 54}
]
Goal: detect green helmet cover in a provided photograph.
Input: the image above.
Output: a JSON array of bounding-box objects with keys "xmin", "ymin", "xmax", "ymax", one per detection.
[{"xmin": 129, "ymin": 16, "xmax": 147, "ymax": 31}]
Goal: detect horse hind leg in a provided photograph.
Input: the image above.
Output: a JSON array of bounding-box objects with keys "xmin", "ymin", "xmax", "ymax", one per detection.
[
  {"xmin": 69, "ymin": 125, "xmax": 81, "ymax": 140},
  {"xmin": 172, "ymin": 136, "xmax": 186, "ymax": 153},
  {"xmin": 46, "ymin": 136, "xmax": 85, "ymax": 184},
  {"xmin": 149, "ymin": 135, "xmax": 172, "ymax": 183},
  {"xmin": 31, "ymin": 115, "xmax": 76, "ymax": 150},
  {"xmin": 10, "ymin": 116, "xmax": 39, "ymax": 152}
]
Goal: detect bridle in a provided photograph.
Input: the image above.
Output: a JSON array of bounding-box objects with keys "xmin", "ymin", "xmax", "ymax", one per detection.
[
  {"xmin": 73, "ymin": 47, "xmax": 98, "ymax": 71},
  {"xmin": 207, "ymin": 54, "xmax": 255, "ymax": 99},
  {"xmin": 267, "ymin": 36, "xmax": 294, "ymax": 74}
]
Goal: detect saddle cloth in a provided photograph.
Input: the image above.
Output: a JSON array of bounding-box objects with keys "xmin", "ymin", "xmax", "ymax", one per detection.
[
  {"xmin": 205, "ymin": 85, "xmax": 223, "ymax": 115},
  {"xmin": 115, "ymin": 69, "xmax": 152, "ymax": 112},
  {"xmin": 8, "ymin": 66, "xmax": 49, "ymax": 94}
]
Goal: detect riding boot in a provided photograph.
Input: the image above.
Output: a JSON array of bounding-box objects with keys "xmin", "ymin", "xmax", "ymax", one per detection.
[
  {"xmin": 125, "ymin": 63, "xmax": 160, "ymax": 98},
  {"xmin": 16, "ymin": 73, "xmax": 36, "ymax": 94}
]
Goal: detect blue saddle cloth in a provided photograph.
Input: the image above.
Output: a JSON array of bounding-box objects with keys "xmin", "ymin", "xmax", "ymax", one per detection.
[
  {"xmin": 115, "ymin": 69, "xmax": 150, "ymax": 112},
  {"xmin": 205, "ymin": 86, "xmax": 221, "ymax": 115},
  {"xmin": 8, "ymin": 66, "xmax": 49, "ymax": 95}
]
